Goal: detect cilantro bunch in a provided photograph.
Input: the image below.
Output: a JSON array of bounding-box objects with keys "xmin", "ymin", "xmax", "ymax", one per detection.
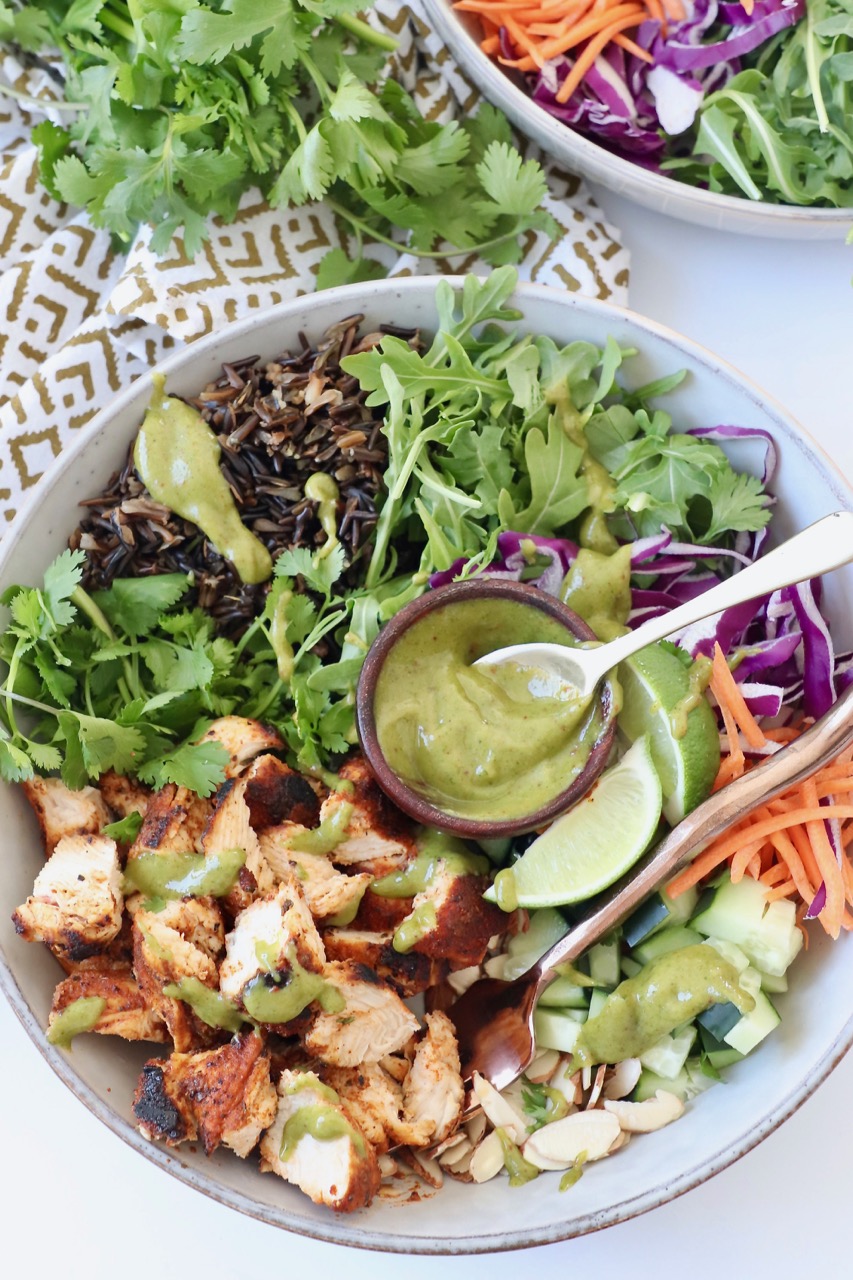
[{"xmin": 0, "ymin": 0, "xmax": 555, "ymax": 271}]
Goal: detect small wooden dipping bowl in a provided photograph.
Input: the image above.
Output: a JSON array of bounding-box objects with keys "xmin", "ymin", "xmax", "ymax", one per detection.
[{"xmin": 355, "ymin": 579, "xmax": 617, "ymax": 838}]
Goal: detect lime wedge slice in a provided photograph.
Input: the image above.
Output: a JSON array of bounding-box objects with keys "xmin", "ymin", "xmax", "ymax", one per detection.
[
  {"xmin": 618, "ymin": 644, "xmax": 720, "ymax": 826},
  {"xmin": 486, "ymin": 737, "xmax": 663, "ymax": 909}
]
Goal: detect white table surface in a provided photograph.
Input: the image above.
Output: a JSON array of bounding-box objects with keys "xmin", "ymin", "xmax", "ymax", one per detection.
[{"xmin": 2, "ymin": 195, "xmax": 852, "ymax": 1280}]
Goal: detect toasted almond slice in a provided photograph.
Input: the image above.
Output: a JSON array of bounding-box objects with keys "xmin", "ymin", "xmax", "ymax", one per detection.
[
  {"xmin": 440, "ymin": 1138, "xmax": 473, "ymax": 1171},
  {"xmin": 603, "ymin": 1089, "xmax": 685, "ymax": 1133},
  {"xmin": 483, "ymin": 954, "xmax": 507, "ymax": 979},
  {"xmin": 405, "ymin": 1147, "xmax": 444, "ymax": 1188},
  {"xmin": 549, "ymin": 1059, "xmax": 583, "ymax": 1107},
  {"xmin": 472, "ymin": 1072, "xmax": 527, "ymax": 1146},
  {"xmin": 585, "ymin": 1063, "xmax": 608, "ymax": 1109},
  {"xmin": 525, "ymin": 1048, "xmax": 561, "ymax": 1084},
  {"xmin": 378, "ymin": 1153, "xmax": 399, "ymax": 1177},
  {"xmin": 523, "ymin": 1110, "xmax": 621, "ymax": 1171},
  {"xmin": 447, "ymin": 965, "xmax": 481, "ymax": 996},
  {"xmin": 431, "ymin": 1131, "xmax": 468, "ymax": 1160},
  {"xmin": 470, "ymin": 1130, "xmax": 505, "ymax": 1184},
  {"xmin": 465, "ymin": 1110, "xmax": 488, "ymax": 1146},
  {"xmin": 602, "ymin": 1059, "xmax": 642, "ymax": 1101},
  {"xmin": 607, "ymin": 1130, "xmax": 632, "ymax": 1154}
]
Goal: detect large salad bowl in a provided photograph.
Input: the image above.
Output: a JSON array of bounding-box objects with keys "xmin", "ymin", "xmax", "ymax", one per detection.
[
  {"xmin": 0, "ymin": 277, "xmax": 851, "ymax": 1252},
  {"xmin": 421, "ymin": 0, "xmax": 853, "ymax": 241}
]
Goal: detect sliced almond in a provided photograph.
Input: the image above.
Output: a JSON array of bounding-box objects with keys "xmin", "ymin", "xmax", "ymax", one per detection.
[
  {"xmin": 604, "ymin": 1089, "xmax": 685, "ymax": 1133},
  {"xmin": 585, "ymin": 1063, "xmax": 608, "ymax": 1109},
  {"xmin": 405, "ymin": 1147, "xmax": 444, "ymax": 1188},
  {"xmin": 549, "ymin": 1059, "xmax": 583, "ymax": 1107},
  {"xmin": 525, "ymin": 1048, "xmax": 561, "ymax": 1084},
  {"xmin": 432, "ymin": 1131, "xmax": 468, "ymax": 1160},
  {"xmin": 447, "ymin": 965, "xmax": 481, "ymax": 996},
  {"xmin": 440, "ymin": 1138, "xmax": 473, "ymax": 1173},
  {"xmin": 470, "ymin": 1130, "xmax": 505, "ymax": 1184},
  {"xmin": 378, "ymin": 1153, "xmax": 399, "ymax": 1178},
  {"xmin": 523, "ymin": 1109, "xmax": 621, "ymax": 1171},
  {"xmin": 465, "ymin": 1110, "xmax": 488, "ymax": 1146},
  {"xmin": 472, "ymin": 1072, "xmax": 528, "ymax": 1146},
  {"xmin": 483, "ymin": 954, "xmax": 507, "ymax": 979},
  {"xmin": 607, "ymin": 1130, "xmax": 632, "ymax": 1154},
  {"xmin": 602, "ymin": 1058, "xmax": 642, "ymax": 1101}
]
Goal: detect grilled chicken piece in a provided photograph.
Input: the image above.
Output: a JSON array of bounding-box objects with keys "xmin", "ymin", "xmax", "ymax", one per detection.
[
  {"xmin": 98, "ymin": 771, "xmax": 152, "ymax": 820},
  {"xmin": 401, "ymin": 861, "xmax": 506, "ymax": 968},
  {"xmin": 319, "ymin": 756, "xmax": 416, "ymax": 875},
  {"xmin": 258, "ymin": 831, "xmax": 371, "ymax": 921},
  {"xmin": 402, "ymin": 1012, "xmax": 464, "ymax": 1146},
  {"xmin": 322, "ymin": 928, "xmax": 447, "ymax": 997},
  {"xmin": 131, "ymin": 906, "xmax": 221, "ymax": 1052},
  {"xmin": 196, "ymin": 717, "xmax": 283, "ymax": 779},
  {"xmin": 12, "ymin": 834, "xmax": 123, "ymax": 962},
  {"xmin": 49, "ymin": 962, "xmax": 168, "ymax": 1043},
  {"xmin": 219, "ymin": 877, "xmax": 326, "ymax": 1008},
  {"xmin": 20, "ymin": 777, "xmax": 112, "ymax": 858},
  {"xmin": 129, "ymin": 784, "xmax": 211, "ymax": 859},
  {"xmin": 133, "ymin": 1030, "xmax": 277, "ymax": 1157},
  {"xmin": 352, "ymin": 889, "xmax": 414, "ymax": 933},
  {"xmin": 202, "ymin": 775, "xmax": 273, "ymax": 912},
  {"xmin": 260, "ymin": 1069, "xmax": 381, "ymax": 1212},
  {"xmin": 243, "ymin": 755, "xmax": 320, "ymax": 830},
  {"xmin": 129, "ymin": 896, "xmax": 226, "ymax": 962},
  {"xmin": 302, "ymin": 961, "xmax": 420, "ymax": 1067},
  {"xmin": 321, "ymin": 1063, "xmax": 432, "ymax": 1152}
]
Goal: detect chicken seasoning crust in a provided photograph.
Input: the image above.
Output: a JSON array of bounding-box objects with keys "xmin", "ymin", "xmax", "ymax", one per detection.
[{"xmin": 12, "ymin": 720, "xmax": 512, "ymax": 1212}]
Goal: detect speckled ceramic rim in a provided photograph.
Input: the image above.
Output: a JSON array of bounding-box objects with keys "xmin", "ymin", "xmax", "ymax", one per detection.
[
  {"xmin": 355, "ymin": 578, "xmax": 616, "ymax": 836},
  {"xmin": 0, "ymin": 276, "xmax": 851, "ymax": 1254},
  {"xmin": 421, "ymin": 0, "xmax": 852, "ymax": 240}
]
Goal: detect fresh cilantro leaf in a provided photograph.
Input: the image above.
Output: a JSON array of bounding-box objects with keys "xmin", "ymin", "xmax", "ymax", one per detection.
[
  {"xmin": 0, "ymin": 738, "xmax": 34, "ymax": 783},
  {"xmin": 315, "ymin": 249, "xmax": 387, "ymax": 292},
  {"xmin": 102, "ymin": 811, "xmax": 144, "ymax": 844},
  {"xmin": 93, "ymin": 574, "xmax": 191, "ymax": 638},
  {"xmin": 476, "ymin": 141, "xmax": 548, "ymax": 216},
  {"xmin": 141, "ymin": 638, "xmax": 215, "ymax": 692},
  {"xmin": 703, "ymin": 469, "xmax": 772, "ymax": 544},
  {"xmin": 68, "ymin": 713, "xmax": 147, "ymax": 778},
  {"xmin": 659, "ymin": 640, "xmax": 695, "ymax": 669},
  {"xmin": 520, "ymin": 1081, "xmax": 551, "ymax": 1131},
  {"xmin": 138, "ymin": 740, "xmax": 229, "ymax": 797},
  {"xmin": 275, "ymin": 544, "xmax": 346, "ymax": 598}
]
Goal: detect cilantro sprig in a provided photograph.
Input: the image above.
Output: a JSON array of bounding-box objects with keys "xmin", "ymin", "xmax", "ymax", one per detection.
[{"xmin": 0, "ymin": 1, "xmax": 556, "ymax": 269}]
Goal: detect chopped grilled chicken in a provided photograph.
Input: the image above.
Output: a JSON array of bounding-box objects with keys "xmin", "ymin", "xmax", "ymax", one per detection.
[
  {"xmin": 133, "ymin": 896, "xmax": 226, "ymax": 962},
  {"xmin": 20, "ymin": 777, "xmax": 112, "ymax": 858},
  {"xmin": 352, "ymin": 888, "xmax": 414, "ymax": 933},
  {"xmin": 219, "ymin": 877, "xmax": 326, "ymax": 1007},
  {"xmin": 402, "ymin": 1012, "xmax": 464, "ymax": 1146},
  {"xmin": 302, "ymin": 960, "xmax": 420, "ymax": 1067},
  {"xmin": 49, "ymin": 962, "xmax": 168, "ymax": 1042},
  {"xmin": 133, "ymin": 1031, "xmax": 277, "ymax": 1157},
  {"xmin": 98, "ymin": 771, "xmax": 152, "ymax": 820},
  {"xmin": 129, "ymin": 784, "xmax": 211, "ymax": 859},
  {"xmin": 319, "ymin": 756, "xmax": 416, "ymax": 875},
  {"xmin": 131, "ymin": 907, "xmax": 221, "ymax": 1052},
  {"xmin": 322, "ymin": 928, "xmax": 448, "ymax": 997},
  {"xmin": 258, "ymin": 831, "xmax": 371, "ymax": 921},
  {"xmin": 260, "ymin": 1069, "xmax": 381, "ymax": 1212},
  {"xmin": 202, "ymin": 775, "xmax": 273, "ymax": 910},
  {"xmin": 243, "ymin": 755, "xmax": 320, "ymax": 830},
  {"xmin": 321, "ymin": 1063, "xmax": 432, "ymax": 1152},
  {"xmin": 196, "ymin": 716, "xmax": 284, "ymax": 779},
  {"xmin": 12, "ymin": 834, "xmax": 123, "ymax": 962},
  {"xmin": 401, "ymin": 861, "xmax": 507, "ymax": 968}
]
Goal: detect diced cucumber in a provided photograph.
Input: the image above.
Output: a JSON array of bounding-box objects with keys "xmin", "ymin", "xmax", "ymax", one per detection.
[
  {"xmin": 588, "ymin": 939, "xmax": 621, "ymax": 987},
  {"xmin": 723, "ymin": 989, "xmax": 781, "ymax": 1055},
  {"xmin": 699, "ymin": 1024, "xmax": 745, "ymax": 1071},
  {"xmin": 696, "ymin": 1001, "xmax": 742, "ymax": 1041},
  {"xmin": 638, "ymin": 1025, "xmax": 697, "ymax": 1079},
  {"xmin": 475, "ymin": 835, "xmax": 512, "ymax": 863},
  {"xmin": 701, "ymin": 935, "xmax": 751, "ymax": 972},
  {"xmin": 621, "ymin": 956, "xmax": 643, "ymax": 979},
  {"xmin": 587, "ymin": 988, "xmax": 610, "ymax": 1020},
  {"xmin": 623, "ymin": 885, "xmax": 699, "ymax": 947},
  {"xmin": 537, "ymin": 976, "xmax": 589, "ymax": 1009},
  {"xmin": 756, "ymin": 968, "xmax": 788, "ymax": 995},
  {"xmin": 504, "ymin": 908, "xmax": 569, "ymax": 980},
  {"xmin": 533, "ymin": 1008, "xmax": 586, "ymax": 1054},
  {"xmin": 632, "ymin": 926, "xmax": 703, "ymax": 965},
  {"xmin": 691, "ymin": 877, "xmax": 803, "ymax": 977},
  {"xmin": 633, "ymin": 1057, "xmax": 717, "ymax": 1103}
]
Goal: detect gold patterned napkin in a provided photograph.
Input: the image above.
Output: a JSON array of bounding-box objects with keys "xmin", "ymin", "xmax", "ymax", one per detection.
[{"xmin": 0, "ymin": 1, "xmax": 629, "ymax": 531}]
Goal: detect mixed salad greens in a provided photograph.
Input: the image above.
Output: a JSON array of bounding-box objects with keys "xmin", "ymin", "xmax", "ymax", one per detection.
[
  {"xmin": 465, "ymin": 0, "xmax": 853, "ymax": 207},
  {"xmin": 0, "ymin": 0, "xmax": 554, "ymax": 274},
  {"xmin": 3, "ymin": 270, "xmax": 853, "ymax": 1205}
]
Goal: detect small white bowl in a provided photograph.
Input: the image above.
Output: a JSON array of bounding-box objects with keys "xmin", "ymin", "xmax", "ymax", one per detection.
[
  {"xmin": 0, "ymin": 278, "xmax": 851, "ymax": 1252},
  {"xmin": 422, "ymin": 0, "xmax": 852, "ymax": 240}
]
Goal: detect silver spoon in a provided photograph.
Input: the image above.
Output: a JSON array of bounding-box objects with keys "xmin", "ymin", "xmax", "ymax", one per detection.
[
  {"xmin": 449, "ymin": 680, "xmax": 853, "ymax": 1090},
  {"xmin": 474, "ymin": 511, "xmax": 853, "ymax": 698}
]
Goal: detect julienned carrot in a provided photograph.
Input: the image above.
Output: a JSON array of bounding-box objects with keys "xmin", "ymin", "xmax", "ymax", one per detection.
[
  {"xmin": 665, "ymin": 642, "xmax": 853, "ymax": 940},
  {"xmin": 555, "ymin": 14, "xmax": 645, "ymax": 100}
]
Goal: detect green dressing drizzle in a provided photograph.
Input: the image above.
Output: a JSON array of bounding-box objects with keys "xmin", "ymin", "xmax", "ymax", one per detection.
[
  {"xmin": 46, "ymin": 997, "xmax": 106, "ymax": 1048},
  {"xmin": 162, "ymin": 978, "xmax": 246, "ymax": 1031},
  {"xmin": 124, "ymin": 847, "xmax": 245, "ymax": 899}
]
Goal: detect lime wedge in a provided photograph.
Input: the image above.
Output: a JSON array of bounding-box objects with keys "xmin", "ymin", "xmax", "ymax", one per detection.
[
  {"xmin": 486, "ymin": 738, "xmax": 662, "ymax": 909},
  {"xmin": 618, "ymin": 644, "xmax": 720, "ymax": 826}
]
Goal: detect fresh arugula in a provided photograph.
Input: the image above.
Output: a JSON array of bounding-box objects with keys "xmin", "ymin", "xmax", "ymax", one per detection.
[{"xmin": 0, "ymin": 2, "xmax": 556, "ymax": 267}]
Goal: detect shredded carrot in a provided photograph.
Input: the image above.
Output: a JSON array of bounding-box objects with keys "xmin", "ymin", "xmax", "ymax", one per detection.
[{"xmin": 665, "ymin": 643, "xmax": 853, "ymax": 941}]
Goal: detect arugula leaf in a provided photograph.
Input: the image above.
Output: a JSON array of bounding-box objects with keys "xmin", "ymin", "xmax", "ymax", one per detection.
[{"xmin": 497, "ymin": 418, "xmax": 588, "ymax": 536}]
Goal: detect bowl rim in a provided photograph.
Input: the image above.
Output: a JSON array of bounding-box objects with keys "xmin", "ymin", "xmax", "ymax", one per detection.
[
  {"xmin": 1, "ymin": 275, "xmax": 852, "ymax": 1253},
  {"xmin": 420, "ymin": 0, "xmax": 853, "ymax": 232},
  {"xmin": 355, "ymin": 577, "xmax": 616, "ymax": 836}
]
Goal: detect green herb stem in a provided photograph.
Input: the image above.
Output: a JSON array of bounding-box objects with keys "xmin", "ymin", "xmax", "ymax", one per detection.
[
  {"xmin": 335, "ymin": 14, "xmax": 398, "ymax": 53},
  {"xmin": 70, "ymin": 586, "xmax": 137, "ymax": 703},
  {"xmin": 325, "ymin": 199, "xmax": 528, "ymax": 262}
]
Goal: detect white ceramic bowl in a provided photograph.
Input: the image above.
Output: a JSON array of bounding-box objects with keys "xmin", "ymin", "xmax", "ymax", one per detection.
[
  {"xmin": 422, "ymin": 0, "xmax": 852, "ymax": 240},
  {"xmin": 0, "ymin": 278, "xmax": 851, "ymax": 1252}
]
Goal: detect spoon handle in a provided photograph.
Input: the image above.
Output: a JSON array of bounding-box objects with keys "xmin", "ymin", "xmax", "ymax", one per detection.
[
  {"xmin": 582, "ymin": 511, "xmax": 853, "ymax": 685},
  {"xmin": 533, "ymin": 679, "xmax": 853, "ymax": 989}
]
